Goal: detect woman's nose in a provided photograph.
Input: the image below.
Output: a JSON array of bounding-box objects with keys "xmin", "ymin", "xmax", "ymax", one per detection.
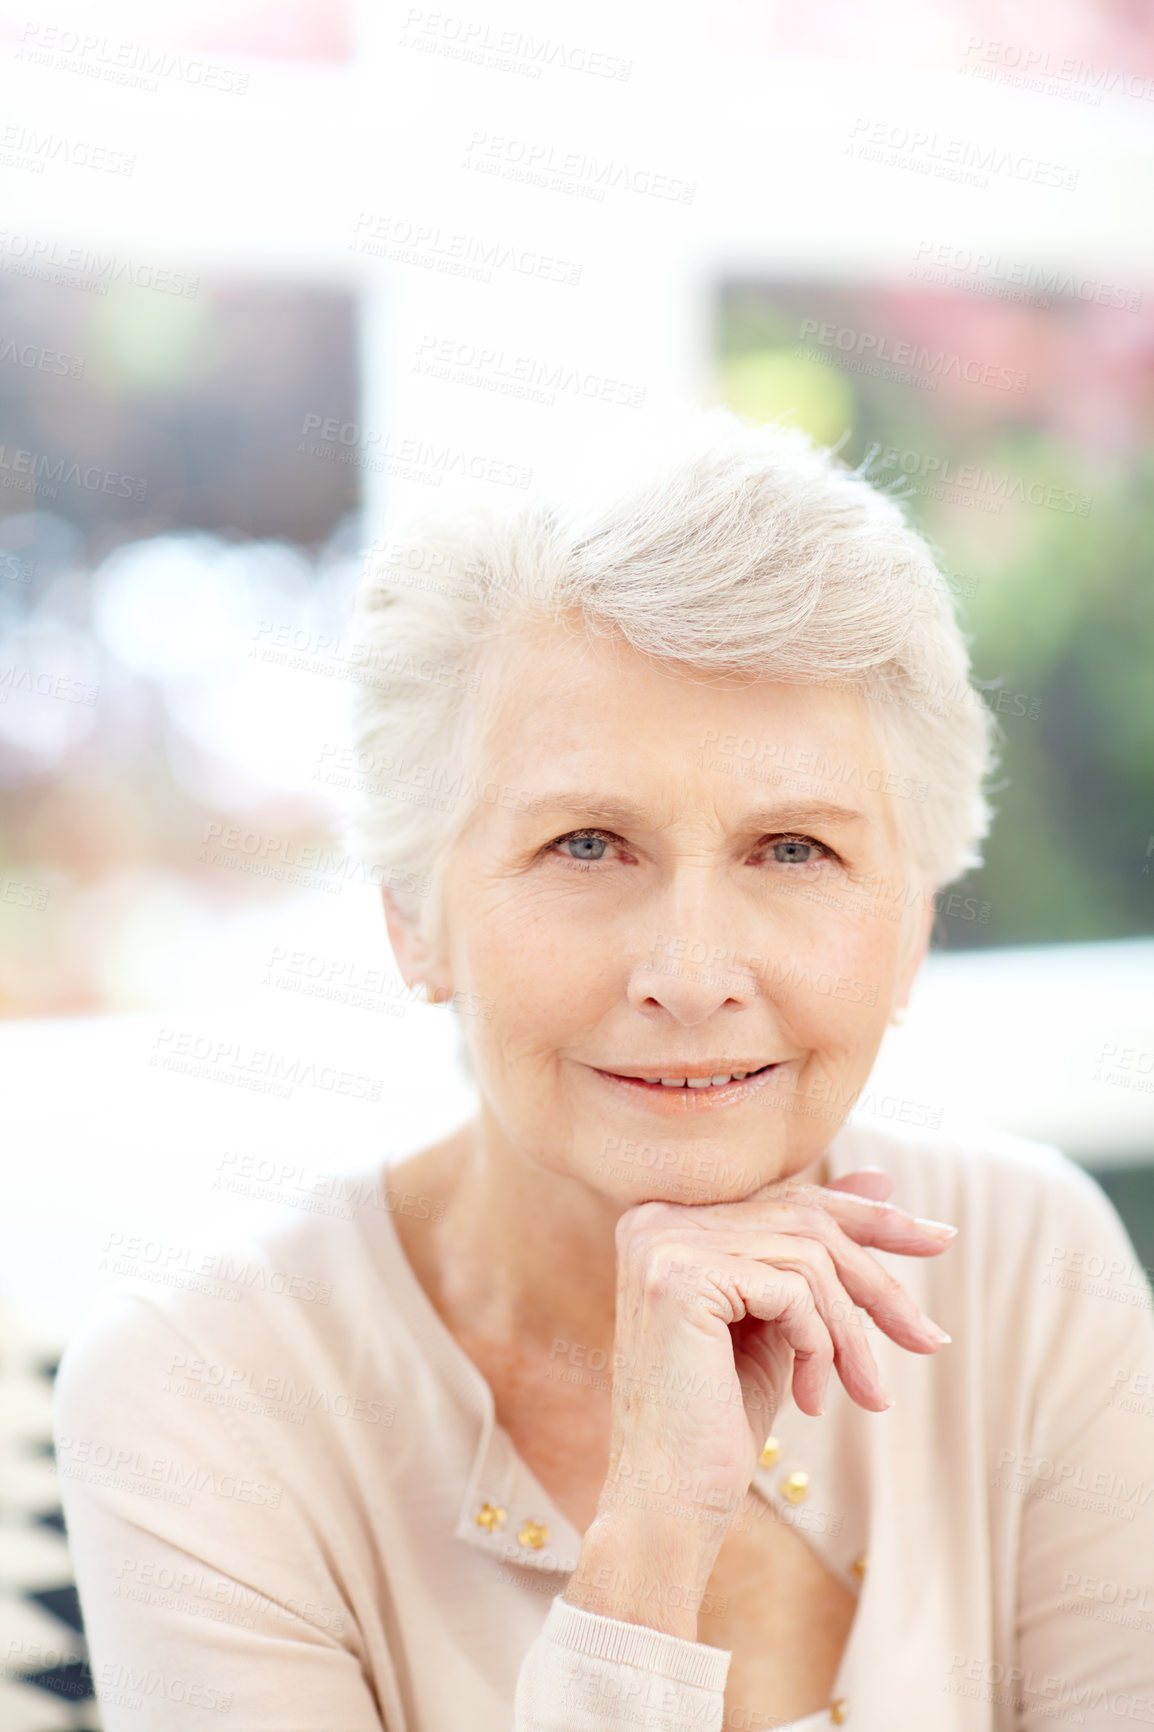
[{"xmin": 624, "ymin": 940, "xmax": 760, "ymax": 1025}]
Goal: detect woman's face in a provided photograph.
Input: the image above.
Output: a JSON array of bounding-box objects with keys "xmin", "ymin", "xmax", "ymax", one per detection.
[{"xmin": 392, "ymin": 625, "xmax": 935, "ymax": 1206}]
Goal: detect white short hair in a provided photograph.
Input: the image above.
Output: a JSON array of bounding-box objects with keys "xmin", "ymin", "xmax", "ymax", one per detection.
[{"xmin": 344, "ymin": 409, "xmax": 1000, "ymax": 936}]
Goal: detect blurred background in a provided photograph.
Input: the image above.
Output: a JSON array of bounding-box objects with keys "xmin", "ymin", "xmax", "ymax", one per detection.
[{"xmin": 1, "ymin": 0, "xmax": 1152, "ymax": 1722}]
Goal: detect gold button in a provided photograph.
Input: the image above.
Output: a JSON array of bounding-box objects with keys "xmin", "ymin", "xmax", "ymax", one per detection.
[
  {"xmin": 519, "ymin": 1519, "xmax": 549, "ymax": 1550},
  {"xmin": 475, "ymin": 1501, "xmax": 506, "ymax": 1532},
  {"xmin": 830, "ymin": 1698, "xmax": 849, "ymax": 1724},
  {"xmin": 850, "ymin": 1552, "xmax": 867, "ymax": 1584},
  {"xmin": 758, "ymin": 1436, "xmax": 782, "ymax": 1469},
  {"xmin": 780, "ymin": 1470, "xmax": 809, "ymax": 1505}
]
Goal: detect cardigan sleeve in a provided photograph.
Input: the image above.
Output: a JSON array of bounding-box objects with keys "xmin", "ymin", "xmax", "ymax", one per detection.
[
  {"xmin": 54, "ymin": 1291, "xmax": 733, "ymax": 1732},
  {"xmin": 53, "ymin": 1294, "xmax": 388, "ymax": 1732},
  {"xmin": 512, "ymin": 1596, "xmax": 731, "ymax": 1730},
  {"xmin": 1012, "ymin": 1163, "xmax": 1154, "ymax": 1728}
]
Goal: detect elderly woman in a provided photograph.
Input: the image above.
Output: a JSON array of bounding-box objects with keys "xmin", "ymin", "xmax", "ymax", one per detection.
[{"xmin": 56, "ymin": 414, "xmax": 1154, "ymax": 1732}]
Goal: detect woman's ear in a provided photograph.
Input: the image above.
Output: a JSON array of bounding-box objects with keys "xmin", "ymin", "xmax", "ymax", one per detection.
[{"xmin": 381, "ymin": 887, "xmax": 454, "ymax": 1004}]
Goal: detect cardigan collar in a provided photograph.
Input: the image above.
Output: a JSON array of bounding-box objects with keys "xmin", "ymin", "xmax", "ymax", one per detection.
[{"xmin": 367, "ymin": 1126, "xmax": 870, "ymax": 1582}]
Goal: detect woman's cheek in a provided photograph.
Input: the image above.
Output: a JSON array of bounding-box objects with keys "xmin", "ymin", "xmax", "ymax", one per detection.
[{"xmin": 780, "ymin": 915, "xmax": 896, "ymax": 1017}]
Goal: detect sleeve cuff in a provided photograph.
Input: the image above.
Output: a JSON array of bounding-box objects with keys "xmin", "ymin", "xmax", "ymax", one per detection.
[{"xmin": 543, "ymin": 1596, "xmax": 732, "ymax": 1693}]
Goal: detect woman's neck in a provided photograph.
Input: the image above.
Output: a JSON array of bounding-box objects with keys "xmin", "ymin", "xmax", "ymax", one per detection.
[
  {"xmin": 387, "ymin": 1114, "xmax": 830, "ymax": 1370},
  {"xmin": 388, "ymin": 1118, "xmax": 620, "ymax": 1367}
]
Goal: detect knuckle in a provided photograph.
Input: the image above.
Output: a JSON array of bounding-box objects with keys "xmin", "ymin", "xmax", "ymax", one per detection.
[
  {"xmin": 803, "ymin": 1241, "xmax": 838, "ymax": 1284},
  {"xmin": 797, "ymin": 1324, "xmax": 835, "ymax": 1368},
  {"xmin": 640, "ymin": 1238, "xmax": 694, "ymax": 1295},
  {"xmin": 774, "ymin": 1267, "xmax": 812, "ymax": 1312},
  {"xmin": 750, "ymin": 1267, "xmax": 797, "ymax": 1312},
  {"xmin": 873, "ymin": 1262, "xmax": 906, "ymax": 1300},
  {"xmin": 615, "ymin": 1199, "xmax": 672, "ymax": 1249}
]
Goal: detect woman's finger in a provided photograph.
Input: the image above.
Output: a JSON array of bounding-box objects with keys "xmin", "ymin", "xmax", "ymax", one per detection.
[
  {"xmin": 735, "ymin": 1237, "xmax": 893, "ymax": 1410},
  {"xmin": 759, "ymin": 1209, "xmax": 952, "ymax": 1353},
  {"xmin": 711, "ymin": 1174, "xmax": 956, "ymax": 1258},
  {"xmin": 727, "ymin": 1258, "xmax": 837, "ymax": 1417},
  {"xmin": 824, "ymin": 1167, "xmax": 894, "ymax": 1203},
  {"xmin": 799, "ymin": 1185, "xmax": 958, "ymax": 1256}
]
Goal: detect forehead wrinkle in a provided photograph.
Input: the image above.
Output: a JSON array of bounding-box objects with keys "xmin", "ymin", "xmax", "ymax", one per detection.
[{"xmin": 517, "ymin": 789, "xmax": 872, "ymax": 831}]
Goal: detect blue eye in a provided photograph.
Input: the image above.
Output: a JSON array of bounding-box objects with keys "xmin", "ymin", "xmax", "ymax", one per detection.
[
  {"xmin": 560, "ymin": 831, "xmax": 610, "ymax": 861},
  {"xmin": 770, "ymin": 837, "xmax": 824, "ymax": 865}
]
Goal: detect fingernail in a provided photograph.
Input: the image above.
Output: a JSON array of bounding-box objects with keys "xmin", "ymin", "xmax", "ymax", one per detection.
[
  {"xmin": 922, "ymin": 1319, "xmax": 952, "ymax": 1344},
  {"xmin": 916, "ymin": 1217, "xmax": 958, "ymax": 1239}
]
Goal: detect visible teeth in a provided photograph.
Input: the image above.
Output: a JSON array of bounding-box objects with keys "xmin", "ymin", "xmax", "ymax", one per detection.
[{"xmin": 651, "ymin": 1074, "xmax": 744, "ymax": 1088}]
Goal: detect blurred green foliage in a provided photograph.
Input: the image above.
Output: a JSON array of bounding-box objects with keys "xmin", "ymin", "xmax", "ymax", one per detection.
[{"xmin": 717, "ymin": 284, "xmax": 1154, "ymax": 949}]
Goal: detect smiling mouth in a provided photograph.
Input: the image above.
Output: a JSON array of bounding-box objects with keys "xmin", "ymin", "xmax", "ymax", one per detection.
[{"xmin": 596, "ymin": 1062, "xmax": 779, "ymax": 1091}]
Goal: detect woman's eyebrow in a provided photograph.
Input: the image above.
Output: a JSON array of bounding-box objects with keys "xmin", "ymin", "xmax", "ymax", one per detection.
[{"xmin": 517, "ymin": 791, "xmax": 871, "ymax": 829}]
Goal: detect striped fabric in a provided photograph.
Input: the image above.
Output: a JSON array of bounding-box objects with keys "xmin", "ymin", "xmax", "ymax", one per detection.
[{"xmin": 1, "ymin": 1306, "xmax": 99, "ymax": 1730}]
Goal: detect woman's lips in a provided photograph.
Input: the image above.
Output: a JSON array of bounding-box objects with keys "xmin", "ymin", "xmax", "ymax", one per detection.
[{"xmin": 589, "ymin": 1063, "xmax": 786, "ymax": 1111}]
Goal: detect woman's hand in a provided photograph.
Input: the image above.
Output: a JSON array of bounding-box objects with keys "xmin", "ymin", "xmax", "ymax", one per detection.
[{"xmin": 564, "ymin": 1166, "xmax": 956, "ymax": 1634}]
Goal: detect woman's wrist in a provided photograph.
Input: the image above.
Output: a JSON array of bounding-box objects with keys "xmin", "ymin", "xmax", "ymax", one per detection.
[{"xmin": 563, "ymin": 1512, "xmax": 722, "ymax": 1639}]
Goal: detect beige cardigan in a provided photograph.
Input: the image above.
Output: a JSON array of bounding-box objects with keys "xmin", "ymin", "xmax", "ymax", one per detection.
[{"xmin": 54, "ymin": 1119, "xmax": 1154, "ymax": 1731}]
